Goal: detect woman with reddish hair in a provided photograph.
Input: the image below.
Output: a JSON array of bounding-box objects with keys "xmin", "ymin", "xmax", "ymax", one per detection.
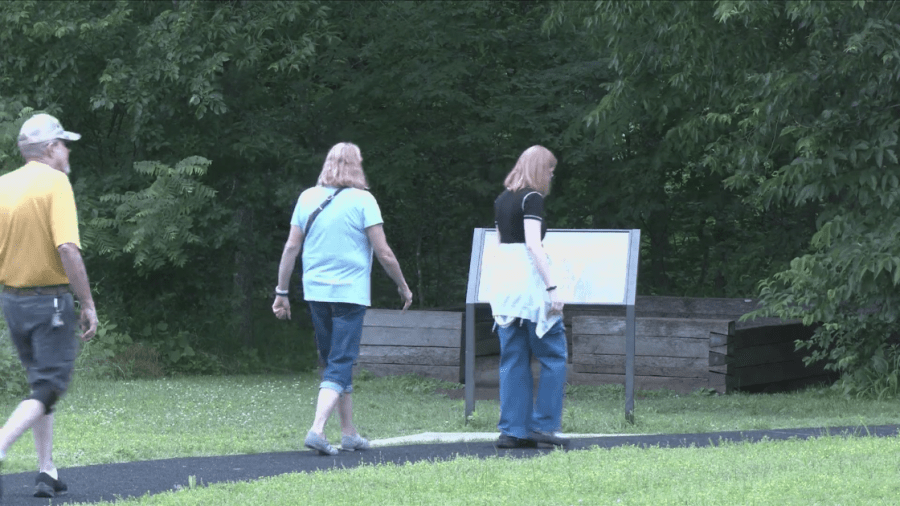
[{"xmin": 487, "ymin": 145, "xmax": 569, "ymax": 449}]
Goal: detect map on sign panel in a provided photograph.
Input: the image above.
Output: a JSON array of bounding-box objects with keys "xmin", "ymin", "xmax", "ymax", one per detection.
[{"xmin": 475, "ymin": 229, "xmax": 631, "ymax": 305}]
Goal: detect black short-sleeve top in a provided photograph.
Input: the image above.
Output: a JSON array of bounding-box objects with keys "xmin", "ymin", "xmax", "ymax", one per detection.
[{"xmin": 494, "ymin": 188, "xmax": 547, "ymax": 243}]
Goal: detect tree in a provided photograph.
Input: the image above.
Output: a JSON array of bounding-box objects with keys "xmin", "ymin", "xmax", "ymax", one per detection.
[
  {"xmin": 0, "ymin": 0, "xmax": 334, "ymax": 370},
  {"xmin": 550, "ymin": 0, "xmax": 900, "ymax": 395},
  {"xmin": 547, "ymin": 0, "xmax": 822, "ymax": 297},
  {"xmin": 304, "ymin": 0, "xmax": 614, "ymax": 307},
  {"xmin": 0, "ymin": 0, "xmax": 614, "ymax": 371},
  {"xmin": 6, "ymin": 0, "xmax": 847, "ymax": 378}
]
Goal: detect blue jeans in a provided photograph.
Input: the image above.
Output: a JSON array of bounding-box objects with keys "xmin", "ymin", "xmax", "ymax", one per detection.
[
  {"xmin": 497, "ymin": 318, "xmax": 567, "ymax": 438},
  {"xmin": 308, "ymin": 301, "xmax": 366, "ymax": 394}
]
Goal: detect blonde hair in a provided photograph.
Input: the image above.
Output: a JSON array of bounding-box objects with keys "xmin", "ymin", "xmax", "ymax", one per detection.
[
  {"xmin": 503, "ymin": 145, "xmax": 557, "ymax": 195},
  {"xmin": 317, "ymin": 142, "xmax": 368, "ymax": 190}
]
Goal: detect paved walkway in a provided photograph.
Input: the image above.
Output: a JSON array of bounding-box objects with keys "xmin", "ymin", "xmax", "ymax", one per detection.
[{"xmin": 3, "ymin": 425, "xmax": 898, "ymax": 504}]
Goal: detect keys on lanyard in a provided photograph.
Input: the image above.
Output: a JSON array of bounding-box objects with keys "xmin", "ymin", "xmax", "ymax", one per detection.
[{"xmin": 51, "ymin": 297, "xmax": 64, "ymax": 328}]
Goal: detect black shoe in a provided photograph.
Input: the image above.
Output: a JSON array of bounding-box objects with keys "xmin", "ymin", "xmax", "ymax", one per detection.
[
  {"xmin": 528, "ymin": 431, "xmax": 570, "ymax": 449},
  {"xmin": 495, "ymin": 434, "xmax": 538, "ymax": 449},
  {"xmin": 34, "ymin": 472, "xmax": 67, "ymax": 498}
]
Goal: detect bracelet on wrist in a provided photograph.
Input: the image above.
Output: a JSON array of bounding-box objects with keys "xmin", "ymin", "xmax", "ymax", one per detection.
[
  {"xmin": 546, "ymin": 286, "xmax": 557, "ymax": 292},
  {"xmin": 275, "ymin": 288, "xmax": 289, "ymax": 297}
]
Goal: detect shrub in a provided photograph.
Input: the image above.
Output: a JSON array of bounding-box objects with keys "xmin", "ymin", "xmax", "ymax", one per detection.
[
  {"xmin": 76, "ymin": 318, "xmax": 148, "ymax": 380},
  {"xmin": 0, "ymin": 322, "xmax": 29, "ymax": 399},
  {"xmin": 832, "ymin": 344, "xmax": 900, "ymax": 400},
  {"xmin": 108, "ymin": 342, "xmax": 165, "ymax": 379}
]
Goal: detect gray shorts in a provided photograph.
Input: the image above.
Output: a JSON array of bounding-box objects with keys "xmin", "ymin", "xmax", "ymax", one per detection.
[{"xmin": 1, "ymin": 291, "xmax": 78, "ymax": 398}]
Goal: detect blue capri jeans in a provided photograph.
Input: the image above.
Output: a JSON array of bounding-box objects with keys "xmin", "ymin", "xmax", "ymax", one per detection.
[
  {"xmin": 497, "ymin": 318, "xmax": 567, "ymax": 439},
  {"xmin": 308, "ymin": 301, "xmax": 366, "ymax": 395}
]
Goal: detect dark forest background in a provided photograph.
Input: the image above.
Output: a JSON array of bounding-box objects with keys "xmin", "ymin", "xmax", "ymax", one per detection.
[{"xmin": 2, "ymin": 1, "xmax": 899, "ymax": 395}]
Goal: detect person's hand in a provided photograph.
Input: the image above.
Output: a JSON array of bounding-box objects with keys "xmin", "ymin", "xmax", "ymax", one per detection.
[
  {"xmin": 548, "ymin": 290, "xmax": 564, "ymax": 317},
  {"xmin": 398, "ymin": 285, "xmax": 413, "ymax": 312},
  {"xmin": 272, "ymin": 295, "xmax": 292, "ymax": 320},
  {"xmin": 80, "ymin": 306, "xmax": 99, "ymax": 342}
]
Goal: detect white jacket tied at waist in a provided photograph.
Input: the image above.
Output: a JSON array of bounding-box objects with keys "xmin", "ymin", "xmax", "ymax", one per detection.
[{"xmin": 483, "ymin": 243, "xmax": 562, "ymax": 338}]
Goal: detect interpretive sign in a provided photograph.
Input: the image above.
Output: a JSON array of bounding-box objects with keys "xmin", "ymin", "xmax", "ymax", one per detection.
[
  {"xmin": 473, "ymin": 229, "xmax": 632, "ymax": 305},
  {"xmin": 464, "ymin": 228, "xmax": 641, "ymax": 422}
]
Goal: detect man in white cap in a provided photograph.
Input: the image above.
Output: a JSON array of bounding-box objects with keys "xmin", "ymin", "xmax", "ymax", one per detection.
[{"xmin": 0, "ymin": 113, "xmax": 99, "ymax": 501}]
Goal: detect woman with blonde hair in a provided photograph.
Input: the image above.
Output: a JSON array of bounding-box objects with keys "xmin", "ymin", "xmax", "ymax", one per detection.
[
  {"xmin": 273, "ymin": 142, "xmax": 413, "ymax": 455},
  {"xmin": 487, "ymin": 145, "xmax": 569, "ymax": 449}
]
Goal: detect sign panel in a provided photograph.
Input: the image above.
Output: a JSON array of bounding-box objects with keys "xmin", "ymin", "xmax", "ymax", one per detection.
[{"xmin": 474, "ymin": 229, "xmax": 632, "ymax": 305}]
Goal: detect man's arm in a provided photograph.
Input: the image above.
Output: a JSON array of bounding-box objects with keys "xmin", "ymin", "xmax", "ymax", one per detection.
[{"xmin": 57, "ymin": 242, "xmax": 98, "ymax": 340}]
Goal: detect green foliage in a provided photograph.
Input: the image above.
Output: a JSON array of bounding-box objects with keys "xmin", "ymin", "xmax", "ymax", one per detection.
[
  {"xmin": 219, "ymin": 346, "xmax": 268, "ymax": 376},
  {"xmin": 133, "ymin": 323, "xmax": 221, "ymax": 375},
  {"xmin": 546, "ymin": 0, "xmax": 818, "ymax": 297},
  {"xmin": 0, "ymin": 0, "xmax": 337, "ymax": 365},
  {"xmin": 725, "ymin": 1, "xmax": 900, "ymax": 391},
  {"xmin": 107, "ymin": 342, "xmax": 165, "ymax": 380},
  {"xmin": 0, "ymin": 101, "xmax": 34, "ymax": 173},
  {"xmin": 313, "ymin": 0, "xmax": 611, "ymax": 307},
  {"xmin": 77, "ymin": 318, "xmax": 223, "ymax": 379},
  {"xmin": 832, "ymin": 345, "xmax": 900, "ymax": 399},
  {"xmin": 7, "ymin": 0, "xmax": 885, "ymax": 388},
  {"xmin": 552, "ymin": 0, "xmax": 900, "ymax": 393},
  {"xmin": 84, "ymin": 156, "xmax": 225, "ymax": 273},
  {"xmin": 0, "ymin": 321, "xmax": 29, "ymax": 399},
  {"xmin": 76, "ymin": 319, "xmax": 135, "ymax": 380}
]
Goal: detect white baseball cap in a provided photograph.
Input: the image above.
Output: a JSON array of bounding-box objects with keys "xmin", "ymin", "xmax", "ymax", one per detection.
[{"xmin": 17, "ymin": 113, "xmax": 81, "ymax": 146}]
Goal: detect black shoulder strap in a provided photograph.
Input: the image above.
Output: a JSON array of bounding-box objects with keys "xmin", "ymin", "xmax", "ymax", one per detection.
[{"xmin": 302, "ymin": 187, "xmax": 347, "ymax": 246}]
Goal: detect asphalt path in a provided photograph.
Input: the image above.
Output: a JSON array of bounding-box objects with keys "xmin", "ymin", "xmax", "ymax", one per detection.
[{"xmin": 2, "ymin": 425, "xmax": 898, "ymax": 504}]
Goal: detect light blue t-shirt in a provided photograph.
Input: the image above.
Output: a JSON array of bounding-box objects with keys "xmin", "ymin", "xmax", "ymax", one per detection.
[{"xmin": 291, "ymin": 186, "xmax": 384, "ymax": 306}]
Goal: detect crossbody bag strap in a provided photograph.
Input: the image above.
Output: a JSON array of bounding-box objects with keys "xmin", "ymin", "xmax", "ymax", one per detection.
[{"xmin": 302, "ymin": 187, "xmax": 347, "ymax": 248}]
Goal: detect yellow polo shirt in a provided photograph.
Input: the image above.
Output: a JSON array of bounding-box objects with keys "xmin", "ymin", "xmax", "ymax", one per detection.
[{"xmin": 0, "ymin": 161, "xmax": 81, "ymax": 287}]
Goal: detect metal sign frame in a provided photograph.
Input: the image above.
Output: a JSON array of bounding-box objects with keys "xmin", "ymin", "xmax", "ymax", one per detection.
[{"xmin": 464, "ymin": 228, "xmax": 641, "ymax": 424}]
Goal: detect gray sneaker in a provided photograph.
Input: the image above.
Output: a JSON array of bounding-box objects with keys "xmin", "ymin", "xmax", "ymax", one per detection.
[
  {"xmin": 341, "ymin": 434, "xmax": 371, "ymax": 451},
  {"xmin": 304, "ymin": 431, "xmax": 338, "ymax": 456}
]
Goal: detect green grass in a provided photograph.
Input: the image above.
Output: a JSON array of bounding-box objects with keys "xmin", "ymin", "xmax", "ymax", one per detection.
[{"xmin": 1, "ymin": 373, "xmax": 898, "ymax": 504}]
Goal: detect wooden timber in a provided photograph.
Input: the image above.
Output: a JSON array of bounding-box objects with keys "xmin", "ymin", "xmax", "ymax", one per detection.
[
  {"xmin": 571, "ymin": 316, "xmax": 733, "ymax": 393},
  {"xmin": 355, "ymin": 309, "xmax": 463, "ymax": 383},
  {"xmin": 356, "ymin": 297, "xmax": 830, "ymax": 393}
]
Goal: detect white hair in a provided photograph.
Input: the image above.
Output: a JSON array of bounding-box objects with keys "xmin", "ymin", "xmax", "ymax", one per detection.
[{"xmin": 19, "ymin": 140, "xmax": 54, "ymax": 160}]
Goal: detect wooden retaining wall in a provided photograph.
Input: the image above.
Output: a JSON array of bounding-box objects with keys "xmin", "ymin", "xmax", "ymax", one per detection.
[
  {"xmin": 471, "ymin": 296, "xmax": 767, "ymax": 358},
  {"xmin": 355, "ymin": 297, "xmax": 832, "ymax": 393},
  {"xmin": 569, "ymin": 315, "xmax": 832, "ymax": 393},
  {"xmin": 570, "ymin": 316, "xmax": 733, "ymax": 393},
  {"xmin": 726, "ymin": 321, "xmax": 832, "ymax": 391},
  {"xmin": 355, "ymin": 309, "xmax": 462, "ymax": 383}
]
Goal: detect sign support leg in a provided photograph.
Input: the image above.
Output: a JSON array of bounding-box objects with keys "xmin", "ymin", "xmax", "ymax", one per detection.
[
  {"xmin": 625, "ymin": 303, "xmax": 635, "ymax": 424},
  {"xmin": 465, "ymin": 303, "xmax": 475, "ymax": 422}
]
